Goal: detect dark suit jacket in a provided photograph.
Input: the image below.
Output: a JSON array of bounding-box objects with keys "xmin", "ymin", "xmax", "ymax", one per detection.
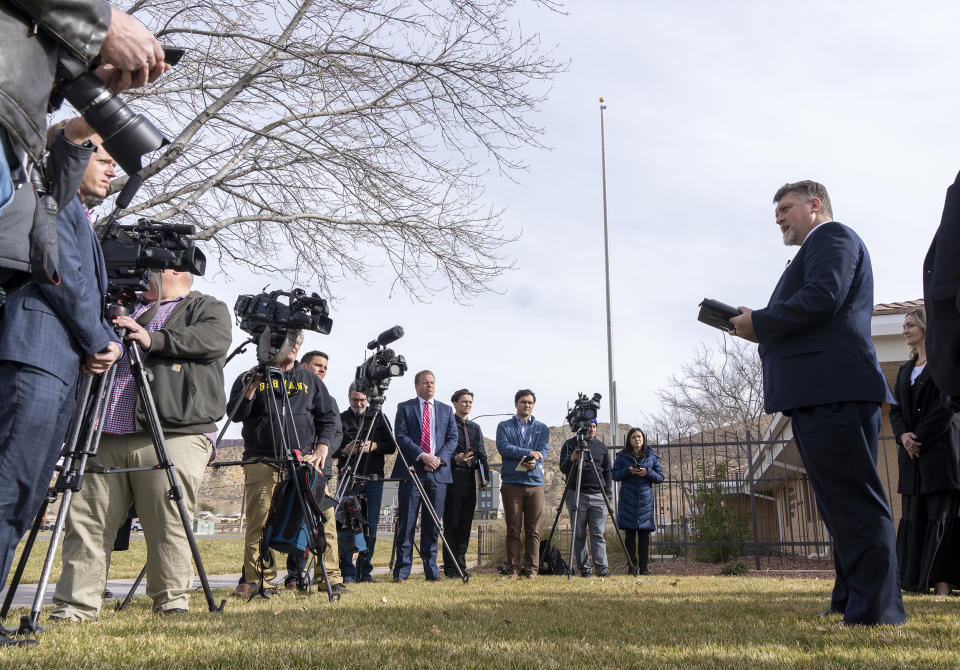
[
  {"xmin": 390, "ymin": 397, "xmax": 457, "ymax": 484},
  {"xmin": 924, "ymin": 171, "xmax": 960, "ymax": 397},
  {"xmin": 889, "ymin": 360, "xmax": 960, "ymax": 495},
  {"xmin": 752, "ymin": 222, "xmax": 890, "ymax": 413},
  {"xmin": 0, "ymin": 194, "xmax": 115, "ymax": 384}
]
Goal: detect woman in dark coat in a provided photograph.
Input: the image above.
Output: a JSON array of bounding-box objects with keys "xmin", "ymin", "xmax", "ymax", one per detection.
[
  {"xmin": 890, "ymin": 307, "xmax": 960, "ymax": 595},
  {"xmin": 612, "ymin": 427, "xmax": 663, "ymax": 575}
]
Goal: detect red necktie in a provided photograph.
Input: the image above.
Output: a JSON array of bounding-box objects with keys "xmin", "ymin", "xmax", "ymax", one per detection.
[{"xmin": 420, "ymin": 401, "xmax": 431, "ymax": 454}]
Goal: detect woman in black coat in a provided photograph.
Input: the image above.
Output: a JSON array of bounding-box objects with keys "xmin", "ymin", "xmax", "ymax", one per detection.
[{"xmin": 890, "ymin": 308, "xmax": 960, "ymax": 595}]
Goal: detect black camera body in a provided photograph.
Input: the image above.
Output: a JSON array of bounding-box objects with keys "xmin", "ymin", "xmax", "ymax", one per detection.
[
  {"xmin": 234, "ymin": 289, "xmax": 332, "ymax": 339},
  {"xmin": 565, "ymin": 392, "xmax": 602, "ymax": 435},
  {"xmin": 354, "ymin": 326, "xmax": 407, "ymax": 399},
  {"xmin": 99, "ymin": 219, "xmax": 205, "ymax": 311}
]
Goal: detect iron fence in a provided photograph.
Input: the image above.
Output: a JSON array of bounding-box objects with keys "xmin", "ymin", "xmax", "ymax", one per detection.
[{"xmin": 477, "ymin": 431, "xmax": 901, "ymax": 570}]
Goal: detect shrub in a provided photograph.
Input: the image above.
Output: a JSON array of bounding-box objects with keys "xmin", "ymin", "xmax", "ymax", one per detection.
[
  {"xmin": 721, "ymin": 559, "xmax": 748, "ymax": 575},
  {"xmin": 689, "ymin": 462, "xmax": 751, "ymax": 563}
]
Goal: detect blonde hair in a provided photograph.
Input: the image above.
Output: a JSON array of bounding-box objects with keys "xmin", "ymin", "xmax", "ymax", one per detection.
[{"xmin": 905, "ymin": 308, "xmax": 927, "ymax": 360}]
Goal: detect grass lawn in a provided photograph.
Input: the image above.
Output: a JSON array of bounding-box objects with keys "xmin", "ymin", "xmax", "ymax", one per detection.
[
  {"xmin": 8, "ymin": 533, "xmax": 477, "ymax": 583},
  {"xmin": 1, "ymin": 574, "xmax": 958, "ymax": 668}
]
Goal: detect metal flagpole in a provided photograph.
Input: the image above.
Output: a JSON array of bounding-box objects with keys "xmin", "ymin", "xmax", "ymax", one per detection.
[{"xmin": 599, "ymin": 97, "xmax": 619, "ymax": 510}]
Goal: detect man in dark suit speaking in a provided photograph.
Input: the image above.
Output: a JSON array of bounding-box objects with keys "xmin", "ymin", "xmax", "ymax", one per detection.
[
  {"xmin": 391, "ymin": 370, "xmax": 457, "ymax": 582},
  {"xmin": 729, "ymin": 180, "xmax": 905, "ymax": 626}
]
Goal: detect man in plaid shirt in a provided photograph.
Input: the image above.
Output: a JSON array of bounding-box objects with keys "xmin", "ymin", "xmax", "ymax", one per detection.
[{"xmin": 51, "ymin": 268, "xmax": 231, "ymax": 620}]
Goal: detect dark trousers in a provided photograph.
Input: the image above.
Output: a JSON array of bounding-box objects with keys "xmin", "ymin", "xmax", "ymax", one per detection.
[
  {"xmin": 339, "ymin": 479, "xmax": 384, "ymax": 582},
  {"xmin": 393, "ymin": 477, "xmax": 446, "ymax": 580},
  {"xmin": 0, "ymin": 361, "xmax": 76, "ymax": 586},
  {"xmin": 442, "ymin": 469, "xmax": 477, "ymax": 576},
  {"xmin": 624, "ymin": 529, "xmax": 651, "ymax": 571},
  {"xmin": 792, "ymin": 402, "xmax": 906, "ymax": 625}
]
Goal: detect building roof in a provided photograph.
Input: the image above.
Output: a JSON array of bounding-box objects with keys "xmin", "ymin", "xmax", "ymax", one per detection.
[{"xmin": 873, "ymin": 299, "xmax": 923, "ymax": 316}]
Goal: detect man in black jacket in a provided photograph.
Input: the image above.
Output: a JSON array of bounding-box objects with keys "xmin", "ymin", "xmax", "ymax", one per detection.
[
  {"xmin": 559, "ymin": 420, "xmax": 613, "ymax": 577},
  {"xmin": 228, "ymin": 336, "xmax": 342, "ymax": 596},
  {"xmin": 442, "ymin": 388, "xmax": 489, "ymax": 578},
  {"xmin": 335, "ymin": 383, "xmax": 395, "ymax": 582}
]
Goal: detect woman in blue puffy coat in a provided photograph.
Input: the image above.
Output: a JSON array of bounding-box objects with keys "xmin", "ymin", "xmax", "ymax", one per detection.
[{"xmin": 613, "ymin": 427, "xmax": 663, "ymax": 575}]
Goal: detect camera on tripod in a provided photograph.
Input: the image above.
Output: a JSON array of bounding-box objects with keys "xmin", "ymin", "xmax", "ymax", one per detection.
[
  {"xmin": 99, "ymin": 219, "xmax": 206, "ymax": 310},
  {"xmin": 565, "ymin": 392, "xmax": 602, "ymax": 434},
  {"xmin": 354, "ymin": 326, "xmax": 407, "ymax": 398},
  {"xmin": 234, "ymin": 289, "xmax": 332, "ymax": 365},
  {"xmin": 235, "ymin": 289, "xmax": 332, "ymax": 338}
]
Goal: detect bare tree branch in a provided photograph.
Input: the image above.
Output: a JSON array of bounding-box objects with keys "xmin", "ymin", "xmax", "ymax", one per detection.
[{"xmin": 99, "ymin": 0, "xmax": 566, "ymax": 299}]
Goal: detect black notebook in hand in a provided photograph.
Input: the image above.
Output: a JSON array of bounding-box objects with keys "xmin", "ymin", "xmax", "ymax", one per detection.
[{"xmin": 698, "ymin": 298, "xmax": 740, "ymax": 332}]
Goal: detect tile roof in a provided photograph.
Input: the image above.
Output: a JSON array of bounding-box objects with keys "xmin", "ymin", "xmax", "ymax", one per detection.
[{"xmin": 873, "ymin": 299, "xmax": 923, "ymax": 316}]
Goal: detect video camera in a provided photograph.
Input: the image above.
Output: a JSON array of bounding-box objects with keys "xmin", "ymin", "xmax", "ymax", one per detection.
[
  {"xmin": 235, "ymin": 289, "xmax": 332, "ymax": 338},
  {"xmin": 234, "ymin": 288, "xmax": 332, "ymax": 365},
  {"xmin": 99, "ymin": 218, "xmax": 205, "ymax": 311},
  {"xmin": 52, "ymin": 48, "xmax": 185, "ymax": 175},
  {"xmin": 565, "ymin": 392, "xmax": 602, "ymax": 434},
  {"xmin": 354, "ymin": 326, "xmax": 407, "ymax": 399}
]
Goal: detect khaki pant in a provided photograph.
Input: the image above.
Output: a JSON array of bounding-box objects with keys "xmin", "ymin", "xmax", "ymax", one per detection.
[
  {"xmin": 52, "ymin": 433, "xmax": 211, "ymax": 619},
  {"xmin": 243, "ymin": 463, "xmax": 340, "ymax": 584},
  {"xmin": 501, "ymin": 483, "xmax": 544, "ymax": 576}
]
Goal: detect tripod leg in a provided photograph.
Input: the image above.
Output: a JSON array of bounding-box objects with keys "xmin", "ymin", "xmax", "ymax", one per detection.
[
  {"xmin": 115, "ymin": 563, "xmax": 147, "ymax": 612},
  {"xmin": 0, "ymin": 497, "xmax": 50, "ymax": 622},
  {"xmin": 266, "ymin": 374, "xmax": 336, "ymax": 602},
  {"xmin": 567, "ymin": 453, "xmax": 585, "ymax": 580},
  {"xmin": 384, "ymin": 426, "xmax": 468, "ymax": 583},
  {"xmin": 584, "ymin": 453, "xmax": 634, "ymax": 574},
  {"xmin": 128, "ymin": 344, "xmax": 224, "ymax": 614}
]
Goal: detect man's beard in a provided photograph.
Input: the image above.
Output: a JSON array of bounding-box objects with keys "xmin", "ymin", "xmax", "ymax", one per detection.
[{"xmin": 782, "ymin": 228, "xmax": 798, "ymax": 246}]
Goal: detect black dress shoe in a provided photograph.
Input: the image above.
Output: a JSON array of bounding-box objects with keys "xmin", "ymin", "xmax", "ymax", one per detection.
[{"xmin": 0, "ymin": 633, "xmax": 38, "ymax": 647}]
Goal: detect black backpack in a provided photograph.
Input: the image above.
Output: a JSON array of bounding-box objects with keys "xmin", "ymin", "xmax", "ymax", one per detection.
[{"xmin": 539, "ymin": 541, "xmax": 568, "ymax": 575}]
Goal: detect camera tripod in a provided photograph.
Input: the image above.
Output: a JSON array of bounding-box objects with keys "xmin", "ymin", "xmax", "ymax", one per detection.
[
  {"xmin": 211, "ymin": 332, "xmax": 338, "ymax": 601},
  {"xmin": 339, "ymin": 390, "xmax": 468, "ymax": 583},
  {"xmin": 0, "ymin": 308, "xmax": 225, "ymax": 634},
  {"xmin": 543, "ymin": 431, "xmax": 635, "ymax": 578}
]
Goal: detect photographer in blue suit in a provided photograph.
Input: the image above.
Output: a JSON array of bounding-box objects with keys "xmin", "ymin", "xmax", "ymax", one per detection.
[
  {"xmin": 730, "ymin": 180, "xmax": 905, "ymax": 627},
  {"xmin": 0, "ymin": 118, "xmax": 121, "ymax": 645},
  {"xmin": 390, "ymin": 370, "xmax": 457, "ymax": 582}
]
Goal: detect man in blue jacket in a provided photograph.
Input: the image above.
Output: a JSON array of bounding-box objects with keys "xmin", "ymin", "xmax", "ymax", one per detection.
[
  {"xmin": 391, "ymin": 370, "xmax": 457, "ymax": 582},
  {"xmin": 730, "ymin": 180, "xmax": 905, "ymax": 626},
  {"xmin": 0, "ymin": 119, "xmax": 122, "ymax": 644},
  {"xmin": 496, "ymin": 389, "xmax": 549, "ymax": 579}
]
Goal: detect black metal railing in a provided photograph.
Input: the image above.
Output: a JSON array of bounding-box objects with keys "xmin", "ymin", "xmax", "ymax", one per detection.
[{"xmin": 476, "ymin": 431, "xmax": 900, "ymax": 570}]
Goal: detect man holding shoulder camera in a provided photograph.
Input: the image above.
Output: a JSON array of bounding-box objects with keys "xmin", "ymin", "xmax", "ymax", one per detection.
[
  {"xmin": 559, "ymin": 420, "xmax": 613, "ymax": 578},
  {"xmin": 51, "ymin": 268, "xmax": 231, "ymax": 620}
]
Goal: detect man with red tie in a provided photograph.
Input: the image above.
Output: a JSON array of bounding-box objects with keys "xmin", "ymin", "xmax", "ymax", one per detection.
[{"xmin": 390, "ymin": 370, "xmax": 458, "ymax": 582}]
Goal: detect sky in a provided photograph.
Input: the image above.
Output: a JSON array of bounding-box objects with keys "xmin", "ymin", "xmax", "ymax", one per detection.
[{"xmin": 199, "ymin": 0, "xmax": 960, "ymax": 443}]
